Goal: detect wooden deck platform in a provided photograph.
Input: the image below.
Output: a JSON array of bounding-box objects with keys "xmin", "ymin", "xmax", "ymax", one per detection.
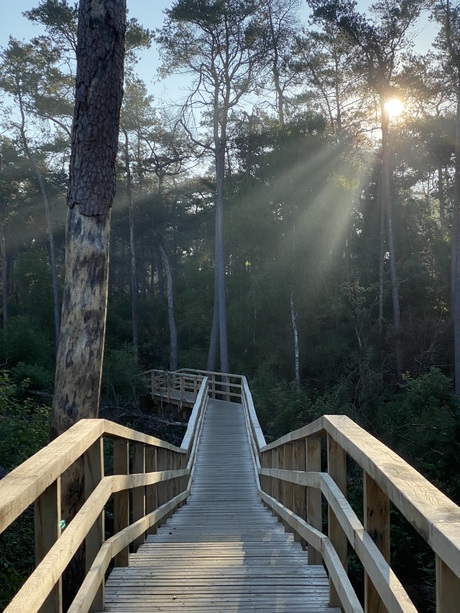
[{"xmin": 102, "ymin": 400, "xmax": 340, "ymax": 612}]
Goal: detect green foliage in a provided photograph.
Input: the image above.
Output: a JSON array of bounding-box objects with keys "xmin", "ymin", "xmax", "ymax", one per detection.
[
  {"xmin": 0, "ymin": 316, "xmax": 54, "ymax": 369},
  {"xmin": 0, "ymin": 373, "xmax": 50, "ymax": 609},
  {"xmin": 101, "ymin": 346, "xmax": 146, "ymax": 409},
  {"xmin": 0, "ymin": 372, "xmax": 50, "ymax": 472}
]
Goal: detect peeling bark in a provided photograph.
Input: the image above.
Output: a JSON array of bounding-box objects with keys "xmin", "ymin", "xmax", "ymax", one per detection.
[{"xmin": 50, "ymin": 0, "xmax": 126, "ymax": 604}]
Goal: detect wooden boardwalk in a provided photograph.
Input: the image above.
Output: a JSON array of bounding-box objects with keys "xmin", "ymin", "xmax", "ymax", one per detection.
[{"xmin": 102, "ymin": 400, "xmax": 341, "ymax": 612}]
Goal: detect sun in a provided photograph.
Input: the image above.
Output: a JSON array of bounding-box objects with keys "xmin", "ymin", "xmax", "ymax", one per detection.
[{"xmin": 384, "ymin": 97, "xmax": 404, "ymax": 119}]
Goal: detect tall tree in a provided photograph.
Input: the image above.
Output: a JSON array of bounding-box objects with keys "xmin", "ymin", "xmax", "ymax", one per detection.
[
  {"xmin": 309, "ymin": 0, "xmax": 421, "ymax": 377},
  {"xmin": 431, "ymin": 0, "xmax": 460, "ymax": 399},
  {"xmin": 51, "ymin": 0, "xmax": 126, "ymax": 431},
  {"xmin": 50, "ymin": 2, "xmax": 125, "ymax": 602},
  {"xmin": 0, "ymin": 39, "xmax": 69, "ymax": 351},
  {"xmin": 157, "ymin": 0, "xmax": 266, "ymax": 373}
]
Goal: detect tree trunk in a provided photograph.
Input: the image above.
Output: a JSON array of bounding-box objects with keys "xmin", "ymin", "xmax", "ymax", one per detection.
[
  {"xmin": 122, "ymin": 128, "xmax": 139, "ymax": 358},
  {"xmin": 159, "ymin": 242, "xmax": 178, "ymax": 371},
  {"xmin": 0, "ymin": 224, "xmax": 7, "ymax": 331},
  {"xmin": 381, "ymin": 99, "xmax": 402, "ymax": 377},
  {"xmin": 50, "ymin": 0, "xmax": 126, "ymax": 605},
  {"xmin": 207, "ymin": 284, "xmax": 219, "ymax": 371},
  {"xmin": 17, "ymin": 93, "xmax": 61, "ymax": 352},
  {"xmin": 452, "ymin": 88, "xmax": 460, "ymax": 398},
  {"xmin": 214, "ymin": 137, "xmax": 229, "ymax": 373},
  {"xmin": 290, "ymin": 288, "xmax": 300, "ymax": 386}
]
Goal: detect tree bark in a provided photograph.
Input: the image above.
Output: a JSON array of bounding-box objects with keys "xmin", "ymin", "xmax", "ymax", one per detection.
[
  {"xmin": 214, "ymin": 137, "xmax": 229, "ymax": 373},
  {"xmin": 122, "ymin": 128, "xmax": 139, "ymax": 358},
  {"xmin": 381, "ymin": 99, "xmax": 402, "ymax": 377},
  {"xmin": 52, "ymin": 0, "xmax": 125, "ymax": 434},
  {"xmin": 452, "ymin": 88, "xmax": 460, "ymax": 397},
  {"xmin": 290, "ymin": 288, "xmax": 300, "ymax": 386},
  {"xmin": 159, "ymin": 241, "xmax": 178, "ymax": 371},
  {"xmin": 0, "ymin": 224, "xmax": 7, "ymax": 331},
  {"xmin": 50, "ymin": 0, "xmax": 125, "ymax": 605}
]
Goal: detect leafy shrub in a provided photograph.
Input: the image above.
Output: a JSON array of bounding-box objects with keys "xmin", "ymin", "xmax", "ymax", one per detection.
[{"xmin": 0, "ymin": 372, "xmax": 50, "ymax": 610}]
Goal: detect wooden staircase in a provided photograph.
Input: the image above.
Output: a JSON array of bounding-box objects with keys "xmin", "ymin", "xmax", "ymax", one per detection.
[{"xmin": 103, "ymin": 400, "xmax": 339, "ymax": 612}]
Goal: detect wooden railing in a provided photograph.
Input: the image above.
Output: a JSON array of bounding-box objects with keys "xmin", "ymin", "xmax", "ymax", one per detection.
[
  {"xmin": 142, "ymin": 368, "xmax": 242, "ymax": 403},
  {"xmin": 0, "ymin": 378, "xmax": 209, "ymax": 613},
  {"xmin": 140, "ymin": 368, "xmax": 204, "ymax": 405},
  {"xmin": 2, "ymin": 370, "xmax": 460, "ymax": 613},
  {"xmin": 239, "ymin": 400, "xmax": 460, "ymax": 613}
]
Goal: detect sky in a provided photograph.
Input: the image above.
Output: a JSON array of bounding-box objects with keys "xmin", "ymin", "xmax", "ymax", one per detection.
[{"xmin": 0, "ymin": 0, "xmax": 438, "ymax": 102}]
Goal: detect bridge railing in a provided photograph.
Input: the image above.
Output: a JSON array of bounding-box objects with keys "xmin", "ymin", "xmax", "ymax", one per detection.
[
  {"xmin": 240, "ymin": 385, "xmax": 460, "ymax": 613},
  {"xmin": 0, "ymin": 377, "xmax": 209, "ymax": 613},
  {"xmin": 140, "ymin": 368, "xmax": 205, "ymax": 405},
  {"xmin": 142, "ymin": 367, "xmax": 243, "ymax": 403}
]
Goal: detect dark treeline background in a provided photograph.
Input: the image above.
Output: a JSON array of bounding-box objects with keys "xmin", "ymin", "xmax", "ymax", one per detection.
[{"xmin": 1, "ymin": 1, "xmax": 460, "ymax": 609}]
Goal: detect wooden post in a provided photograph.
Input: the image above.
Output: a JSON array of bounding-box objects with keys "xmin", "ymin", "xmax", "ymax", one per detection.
[
  {"xmin": 364, "ymin": 472, "xmax": 390, "ymax": 613},
  {"xmin": 146, "ymin": 446, "xmax": 157, "ymax": 535},
  {"xmin": 113, "ymin": 439, "xmax": 129, "ymax": 567},
  {"xmin": 151, "ymin": 371, "xmax": 155, "ymax": 399},
  {"xmin": 132, "ymin": 443, "xmax": 146, "ymax": 552},
  {"xmin": 306, "ymin": 435, "xmax": 322, "ymax": 565},
  {"xmin": 278, "ymin": 446, "xmax": 285, "ymax": 508},
  {"xmin": 292, "ymin": 439, "xmax": 307, "ymax": 547},
  {"xmin": 436, "ymin": 555, "xmax": 460, "ymax": 613},
  {"xmin": 35, "ymin": 478, "xmax": 62, "ymax": 613},
  {"xmin": 271, "ymin": 448, "xmax": 279, "ymax": 509},
  {"xmin": 84, "ymin": 439, "xmax": 105, "ymax": 611},
  {"xmin": 327, "ymin": 434, "xmax": 347, "ymax": 608},
  {"xmin": 156, "ymin": 447, "xmax": 167, "ymax": 526}
]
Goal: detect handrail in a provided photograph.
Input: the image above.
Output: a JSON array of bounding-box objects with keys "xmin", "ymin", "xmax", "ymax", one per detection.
[
  {"xmin": 3, "ymin": 370, "xmax": 460, "ymax": 613},
  {"xmin": 0, "ymin": 377, "xmax": 209, "ymax": 613},
  {"xmin": 240, "ymin": 391, "xmax": 460, "ymax": 613},
  {"xmin": 142, "ymin": 367, "xmax": 243, "ymax": 402}
]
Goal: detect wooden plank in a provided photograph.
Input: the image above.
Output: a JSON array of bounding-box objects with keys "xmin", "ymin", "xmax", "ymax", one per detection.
[
  {"xmin": 35, "ymin": 478, "xmax": 62, "ymax": 613},
  {"xmin": 113, "ymin": 440, "xmax": 129, "ymax": 567},
  {"xmin": 132, "ymin": 443, "xmax": 145, "ymax": 551},
  {"xmin": 85, "ymin": 440, "xmax": 105, "ymax": 612},
  {"xmin": 306, "ymin": 435, "xmax": 322, "ymax": 565},
  {"xmin": 103, "ymin": 400, "xmax": 338, "ymax": 613}
]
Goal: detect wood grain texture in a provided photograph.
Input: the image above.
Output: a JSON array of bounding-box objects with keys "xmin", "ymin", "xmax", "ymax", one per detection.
[{"xmin": 102, "ymin": 400, "xmax": 340, "ymax": 613}]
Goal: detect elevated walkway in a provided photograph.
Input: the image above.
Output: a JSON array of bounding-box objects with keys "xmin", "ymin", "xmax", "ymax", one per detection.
[
  {"xmin": 1, "ymin": 369, "xmax": 460, "ymax": 613},
  {"xmin": 104, "ymin": 400, "xmax": 339, "ymax": 612}
]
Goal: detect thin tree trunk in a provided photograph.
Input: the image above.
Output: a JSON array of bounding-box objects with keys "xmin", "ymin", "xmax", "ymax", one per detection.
[
  {"xmin": 438, "ymin": 165, "xmax": 446, "ymax": 231},
  {"xmin": 159, "ymin": 241, "xmax": 178, "ymax": 371},
  {"xmin": 122, "ymin": 128, "xmax": 139, "ymax": 358},
  {"xmin": 215, "ymin": 137, "xmax": 229, "ymax": 373},
  {"xmin": 290, "ymin": 288, "xmax": 300, "ymax": 386},
  {"xmin": 17, "ymin": 93, "xmax": 60, "ymax": 352},
  {"xmin": 207, "ymin": 284, "xmax": 219, "ymax": 371},
  {"xmin": 378, "ymin": 169, "xmax": 385, "ymax": 334},
  {"xmin": 0, "ymin": 224, "xmax": 7, "ymax": 331},
  {"xmin": 452, "ymin": 88, "xmax": 460, "ymax": 397},
  {"xmin": 381, "ymin": 100, "xmax": 402, "ymax": 376}
]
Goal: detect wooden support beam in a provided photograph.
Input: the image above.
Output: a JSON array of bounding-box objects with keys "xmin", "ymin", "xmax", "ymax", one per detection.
[
  {"xmin": 436, "ymin": 555, "xmax": 460, "ymax": 613},
  {"xmin": 113, "ymin": 439, "xmax": 129, "ymax": 567},
  {"xmin": 84, "ymin": 440, "xmax": 104, "ymax": 612},
  {"xmin": 364, "ymin": 472, "xmax": 390, "ymax": 613},
  {"xmin": 146, "ymin": 446, "xmax": 157, "ymax": 535},
  {"xmin": 306, "ymin": 435, "xmax": 322, "ymax": 565},
  {"xmin": 292, "ymin": 439, "xmax": 307, "ymax": 546},
  {"xmin": 132, "ymin": 443, "xmax": 146, "ymax": 552},
  {"xmin": 35, "ymin": 478, "xmax": 62, "ymax": 613},
  {"xmin": 327, "ymin": 434, "xmax": 347, "ymax": 607}
]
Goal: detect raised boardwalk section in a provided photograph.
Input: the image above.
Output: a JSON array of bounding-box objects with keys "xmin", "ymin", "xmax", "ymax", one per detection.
[{"xmin": 103, "ymin": 400, "xmax": 339, "ymax": 612}]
